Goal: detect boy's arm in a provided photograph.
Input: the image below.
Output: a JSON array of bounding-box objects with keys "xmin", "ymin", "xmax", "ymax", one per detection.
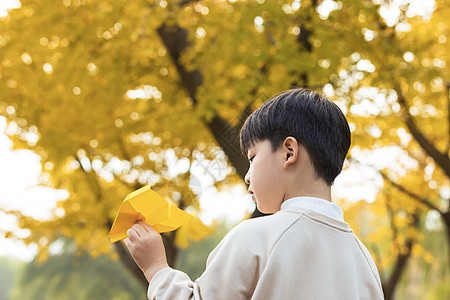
[{"xmin": 125, "ymin": 220, "xmax": 260, "ymax": 300}]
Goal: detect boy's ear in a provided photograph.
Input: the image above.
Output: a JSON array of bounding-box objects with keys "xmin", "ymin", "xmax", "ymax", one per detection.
[{"xmin": 283, "ymin": 137, "xmax": 299, "ymax": 168}]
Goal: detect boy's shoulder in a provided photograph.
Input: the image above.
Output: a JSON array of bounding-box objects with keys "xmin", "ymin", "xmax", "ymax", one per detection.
[
  {"xmin": 225, "ymin": 210, "xmax": 305, "ymax": 245},
  {"xmin": 207, "ymin": 211, "xmax": 304, "ymax": 264},
  {"xmin": 222, "ymin": 207, "xmax": 355, "ymax": 254}
]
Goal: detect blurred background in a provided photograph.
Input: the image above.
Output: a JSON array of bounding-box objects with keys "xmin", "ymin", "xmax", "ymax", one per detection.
[{"xmin": 0, "ymin": 0, "xmax": 449, "ymax": 299}]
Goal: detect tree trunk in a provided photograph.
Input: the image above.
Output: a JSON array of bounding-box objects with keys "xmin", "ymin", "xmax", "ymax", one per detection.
[
  {"xmin": 381, "ymin": 234, "xmax": 415, "ymax": 300},
  {"xmin": 156, "ymin": 20, "xmax": 266, "ymax": 218},
  {"xmin": 382, "ymin": 241, "xmax": 413, "ymax": 300},
  {"xmin": 114, "ymin": 242, "xmax": 148, "ymax": 289},
  {"xmin": 163, "ymin": 230, "xmax": 178, "ymax": 268},
  {"xmin": 442, "ymin": 210, "xmax": 450, "ymax": 282}
]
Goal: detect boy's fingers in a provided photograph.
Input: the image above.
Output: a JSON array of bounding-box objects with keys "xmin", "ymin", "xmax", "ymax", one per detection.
[
  {"xmin": 136, "ymin": 221, "xmax": 155, "ymax": 233},
  {"xmin": 127, "ymin": 228, "xmax": 139, "ymax": 241},
  {"xmin": 131, "ymin": 223, "xmax": 148, "ymax": 236},
  {"xmin": 124, "ymin": 237, "xmax": 133, "ymax": 247}
]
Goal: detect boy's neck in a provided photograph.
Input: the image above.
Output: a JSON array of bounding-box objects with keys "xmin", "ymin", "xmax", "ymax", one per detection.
[
  {"xmin": 284, "ymin": 192, "xmax": 332, "ymax": 203},
  {"xmin": 283, "ymin": 181, "xmax": 332, "ymax": 202}
]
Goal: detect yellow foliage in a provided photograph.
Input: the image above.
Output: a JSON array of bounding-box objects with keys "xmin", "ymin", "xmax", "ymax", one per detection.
[
  {"xmin": 412, "ymin": 244, "xmax": 434, "ymax": 264},
  {"xmin": 175, "ymin": 218, "xmax": 214, "ymax": 249}
]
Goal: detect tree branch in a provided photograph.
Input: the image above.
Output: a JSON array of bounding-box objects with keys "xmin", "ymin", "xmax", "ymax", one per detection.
[
  {"xmin": 394, "ymin": 84, "xmax": 450, "ymax": 178},
  {"xmin": 349, "ymin": 158, "xmax": 442, "ymax": 213},
  {"xmin": 74, "ymin": 154, "xmax": 102, "ymax": 201},
  {"xmin": 290, "ymin": 1, "xmax": 321, "ymax": 89},
  {"xmin": 117, "ymin": 138, "xmax": 132, "ymax": 162},
  {"xmin": 385, "ymin": 196, "xmax": 399, "ymax": 250},
  {"xmin": 156, "ymin": 23, "xmax": 202, "ymax": 106},
  {"xmin": 179, "ymin": 0, "xmax": 199, "ymax": 7},
  {"xmin": 379, "ymin": 170, "xmax": 441, "ymax": 213}
]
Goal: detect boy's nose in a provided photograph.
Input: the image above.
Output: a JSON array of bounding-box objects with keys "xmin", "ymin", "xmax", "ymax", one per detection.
[{"xmin": 244, "ymin": 169, "xmax": 250, "ymax": 184}]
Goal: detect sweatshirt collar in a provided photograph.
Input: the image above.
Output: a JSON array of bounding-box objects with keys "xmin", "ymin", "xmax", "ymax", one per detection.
[{"xmin": 280, "ymin": 197, "xmax": 345, "ymax": 222}]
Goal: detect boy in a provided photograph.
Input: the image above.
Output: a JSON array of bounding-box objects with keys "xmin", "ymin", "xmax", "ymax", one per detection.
[{"xmin": 125, "ymin": 88, "xmax": 384, "ymax": 299}]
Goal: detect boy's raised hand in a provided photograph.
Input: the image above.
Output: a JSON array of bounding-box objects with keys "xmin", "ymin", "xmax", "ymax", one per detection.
[{"xmin": 125, "ymin": 221, "xmax": 169, "ymax": 283}]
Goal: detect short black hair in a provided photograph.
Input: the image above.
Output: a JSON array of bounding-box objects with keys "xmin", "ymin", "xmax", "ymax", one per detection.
[{"xmin": 240, "ymin": 88, "xmax": 351, "ymax": 186}]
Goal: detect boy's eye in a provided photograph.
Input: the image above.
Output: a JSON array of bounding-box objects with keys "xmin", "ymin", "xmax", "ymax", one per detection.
[{"xmin": 248, "ymin": 156, "xmax": 255, "ymax": 163}]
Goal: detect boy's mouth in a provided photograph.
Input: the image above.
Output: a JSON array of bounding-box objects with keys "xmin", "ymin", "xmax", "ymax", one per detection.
[{"xmin": 249, "ymin": 190, "xmax": 255, "ymax": 201}]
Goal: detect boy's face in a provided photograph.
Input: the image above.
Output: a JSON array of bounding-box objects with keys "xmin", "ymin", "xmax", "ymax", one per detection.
[{"xmin": 244, "ymin": 140, "xmax": 287, "ymax": 213}]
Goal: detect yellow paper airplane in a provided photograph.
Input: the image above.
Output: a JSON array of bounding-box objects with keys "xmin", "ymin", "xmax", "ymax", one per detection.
[{"xmin": 109, "ymin": 185, "xmax": 194, "ymax": 243}]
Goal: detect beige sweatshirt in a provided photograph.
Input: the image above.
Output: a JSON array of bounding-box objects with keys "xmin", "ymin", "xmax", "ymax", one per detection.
[{"xmin": 148, "ymin": 197, "xmax": 384, "ymax": 300}]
